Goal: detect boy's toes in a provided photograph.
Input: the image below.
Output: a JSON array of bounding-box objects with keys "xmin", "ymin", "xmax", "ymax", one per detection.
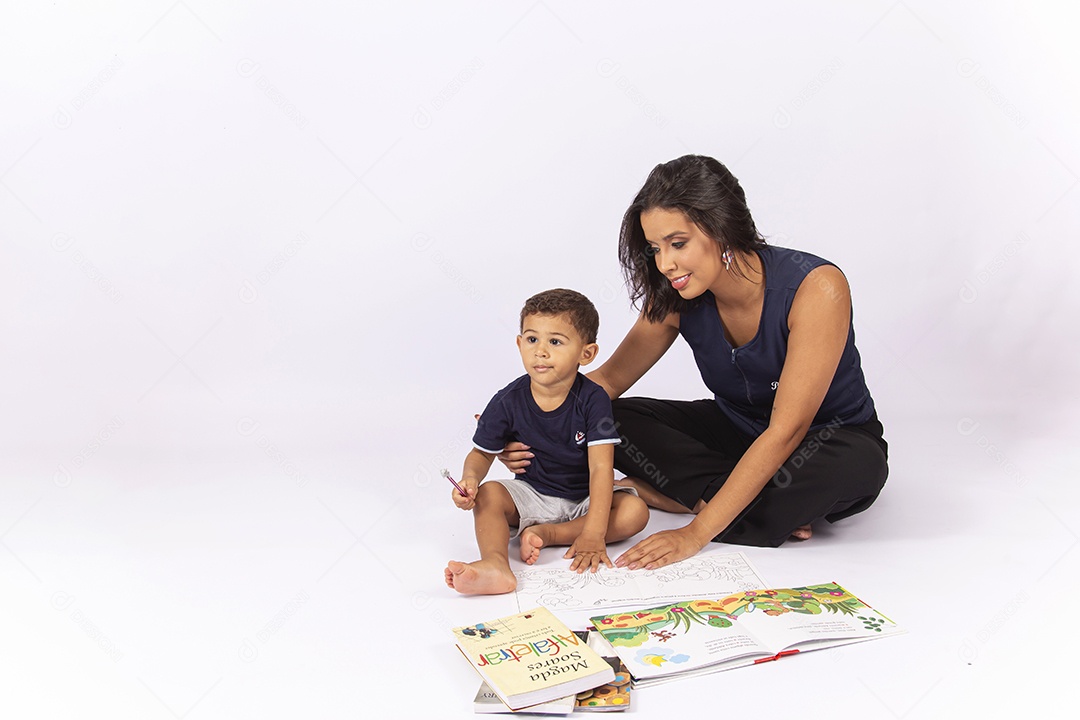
[
  {"xmin": 519, "ymin": 530, "xmax": 545, "ymax": 564},
  {"xmin": 445, "ymin": 560, "xmax": 466, "ymax": 588}
]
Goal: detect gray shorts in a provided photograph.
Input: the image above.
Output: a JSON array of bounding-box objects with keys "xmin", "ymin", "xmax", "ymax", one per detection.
[{"xmin": 485, "ymin": 477, "xmax": 638, "ymax": 538}]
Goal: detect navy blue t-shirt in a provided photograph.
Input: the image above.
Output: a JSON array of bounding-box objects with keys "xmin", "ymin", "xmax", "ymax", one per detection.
[
  {"xmin": 472, "ymin": 373, "xmax": 621, "ymax": 500},
  {"xmin": 678, "ymin": 245, "xmax": 876, "ymax": 439}
]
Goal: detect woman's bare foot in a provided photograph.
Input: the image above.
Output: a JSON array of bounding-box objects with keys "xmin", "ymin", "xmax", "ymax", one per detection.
[
  {"xmin": 519, "ymin": 526, "xmax": 551, "ymax": 565},
  {"xmin": 790, "ymin": 524, "xmax": 813, "ymax": 541},
  {"xmin": 444, "ymin": 559, "xmax": 517, "ymax": 595}
]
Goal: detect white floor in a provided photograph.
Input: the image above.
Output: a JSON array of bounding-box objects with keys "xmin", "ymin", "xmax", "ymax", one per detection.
[
  {"xmin": 4, "ymin": 410, "xmax": 1077, "ymax": 718},
  {"xmin": 3, "ymin": 3, "xmax": 1077, "ymax": 717}
]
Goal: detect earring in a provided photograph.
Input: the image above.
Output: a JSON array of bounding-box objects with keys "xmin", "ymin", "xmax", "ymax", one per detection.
[{"xmin": 721, "ymin": 247, "xmax": 733, "ymax": 271}]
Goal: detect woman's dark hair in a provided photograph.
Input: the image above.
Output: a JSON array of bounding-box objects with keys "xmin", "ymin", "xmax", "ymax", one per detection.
[{"xmin": 618, "ymin": 155, "xmax": 766, "ymax": 322}]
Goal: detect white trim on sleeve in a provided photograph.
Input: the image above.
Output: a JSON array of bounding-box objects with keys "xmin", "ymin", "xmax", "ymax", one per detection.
[{"xmin": 586, "ymin": 438, "xmax": 622, "ymax": 446}]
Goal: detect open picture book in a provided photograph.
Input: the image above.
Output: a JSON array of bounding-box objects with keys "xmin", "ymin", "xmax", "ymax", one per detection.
[
  {"xmin": 514, "ymin": 550, "xmax": 766, "ymax": 616},
  {"xmin": 590, "ymin": 582, "xmax": 903, "ymax": 687}
]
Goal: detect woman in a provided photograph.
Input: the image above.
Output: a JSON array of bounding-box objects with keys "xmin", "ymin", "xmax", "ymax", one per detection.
[{"xmin": 502, "ymin": 155, "xmax": 888, "ymax": 569}]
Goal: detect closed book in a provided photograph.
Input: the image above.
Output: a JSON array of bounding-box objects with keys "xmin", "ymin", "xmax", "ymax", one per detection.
[
  {"xmin": 452, "ymin": 606, "xmax": 615, "ymax": 711},
  {"xmin": 473, "ymin": 682, "xmax": 575, "ymax": 714}
]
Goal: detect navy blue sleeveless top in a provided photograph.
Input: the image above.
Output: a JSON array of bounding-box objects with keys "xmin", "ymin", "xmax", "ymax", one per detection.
[{"xmin": 678, "ymin": 245, "xmax": 875, "ymax": 438}]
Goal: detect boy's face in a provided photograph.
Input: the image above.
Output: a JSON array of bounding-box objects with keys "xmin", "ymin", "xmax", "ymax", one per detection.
[{"xmin": 516, "ymin": 313, "xmax": 598, "ymax": 391}]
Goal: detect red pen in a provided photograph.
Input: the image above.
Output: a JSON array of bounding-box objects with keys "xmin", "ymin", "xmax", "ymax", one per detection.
[{"xmin": 441, "ymin": 469, "xmax": 469, "ymax": 498}]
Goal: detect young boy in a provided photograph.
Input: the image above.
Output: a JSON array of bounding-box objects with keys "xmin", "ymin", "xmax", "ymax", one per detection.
[{"xmin": 444, "ymin": 289, "xmax": 650, "ymax": 595}]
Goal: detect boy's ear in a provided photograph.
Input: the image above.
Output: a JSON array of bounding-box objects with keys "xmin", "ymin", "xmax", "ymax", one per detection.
[{"xmin": 578, "ymin": 342, "xmax": 599, "ymax": 366}]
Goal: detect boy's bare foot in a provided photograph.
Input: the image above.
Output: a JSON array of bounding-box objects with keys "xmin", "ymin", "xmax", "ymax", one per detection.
[
  {"xmin": 790, "ymin": 524, "xmax": 813, "ymax": 541},
  {"xmin": 444, "ymin": 560, "xmax": 517, "ymax": 595},
  {"xmin": 519, "ymin": 527, "xmax": 549, "ymax": 565}
]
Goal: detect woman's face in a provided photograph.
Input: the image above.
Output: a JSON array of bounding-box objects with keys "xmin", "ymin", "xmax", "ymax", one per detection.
[{"xmin": 640, "ymin": 207, "xmax": 725, "ymax": 299}]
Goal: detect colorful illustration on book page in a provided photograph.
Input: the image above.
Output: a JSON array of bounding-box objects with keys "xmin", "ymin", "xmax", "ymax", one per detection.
[
  {"xmin": 592, "ymin": 583, "xmax": 874, "ymax": 648},
  {"xmin": 514, "ymin": 551, "xmax": 767, "ymax": 614}
]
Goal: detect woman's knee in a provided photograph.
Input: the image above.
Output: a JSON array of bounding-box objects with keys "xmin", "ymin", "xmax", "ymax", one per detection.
[{"xmin": 612, "ymin": 396, "xmax": 681, "ymax": 425}]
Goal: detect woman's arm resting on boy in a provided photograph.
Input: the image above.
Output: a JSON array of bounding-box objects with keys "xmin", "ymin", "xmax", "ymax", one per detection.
[
  {"xmin": 471, "ymin": 412, "xmax": 533, "ymax": 474},
  {"xmin": 487, "ymin": 314, "xmax": 677, "ymax": 474},
  {"xmin": 489, "ymin": 313, "xmax": 678, "ymax": 475},
  {"xmin": 587, "ymin": 312, "xmax": 680, "ymax": 400}
]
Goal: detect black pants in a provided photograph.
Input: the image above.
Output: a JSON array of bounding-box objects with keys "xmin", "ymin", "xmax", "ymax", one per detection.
[{"xmin": 611, "ymin": 397, "xmax": 889, "ymax": 548}]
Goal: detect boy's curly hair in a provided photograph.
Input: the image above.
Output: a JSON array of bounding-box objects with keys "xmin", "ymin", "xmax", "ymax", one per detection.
[{"xmin": 519, "ymin": 289, "xmax": 599, "ymax": 344}]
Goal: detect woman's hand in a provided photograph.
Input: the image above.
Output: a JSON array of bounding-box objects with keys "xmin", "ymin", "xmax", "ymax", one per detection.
[
  {"xmin": 473, "ymin": 413, "xmax": 533, "ymax": 474},
  {"xmin": 614, "ymin": 526, "xmax": 709, "ymax": 570},
  {"xmin": 495, "ymin": 441, "xmax": 533, "ymax": 474}
]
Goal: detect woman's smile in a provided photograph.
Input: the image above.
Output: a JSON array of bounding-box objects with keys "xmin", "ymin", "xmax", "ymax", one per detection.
[{"xmin": 670, "ymin": 273, "xmax": 691, "ymax": 291}]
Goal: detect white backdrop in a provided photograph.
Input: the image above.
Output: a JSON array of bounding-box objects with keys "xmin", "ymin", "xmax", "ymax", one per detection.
[{"xmin": 3, "ymin": 2, "xmax": 1078, "ymax": 717}]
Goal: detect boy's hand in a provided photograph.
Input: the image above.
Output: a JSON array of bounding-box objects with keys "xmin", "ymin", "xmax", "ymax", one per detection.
[
  {"xmin": 452, "ymin": 479, "xmax": 478, "ymax": 510},
  {"xmin": 564, "ymin": 532, "xmax": 612, "ymax": 574}
]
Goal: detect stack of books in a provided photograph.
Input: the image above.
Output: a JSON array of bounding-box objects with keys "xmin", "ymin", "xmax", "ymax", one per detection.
[{"xmin": 452, "ymin": 607, "xmax": 632, "ymax": 715}]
